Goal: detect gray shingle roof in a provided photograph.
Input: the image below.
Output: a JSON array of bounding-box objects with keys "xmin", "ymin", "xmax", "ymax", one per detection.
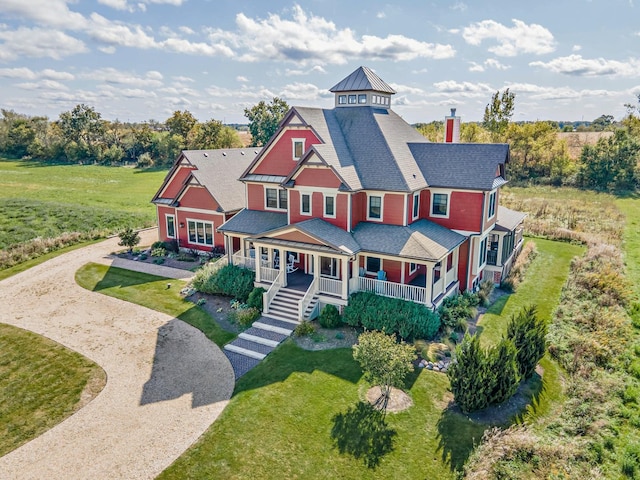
[
  {"xmin": 329, "ymin": 66, "xmax": 396, "ymax": 94},
  {"xmin": 218, "ymin": 209, "xmax": 288, "ymax": 235},
  {"xmin": 352, "ymin": 220, "xmax": 466, "ymax": 261},
  {"xmin": 294, "ymin": 218, "xmax": 361, "ymax": 255},
  {"xmin": 409, "ymin": 143, "xmax": 509, "ymax": 191},
  {"xmin": 494, "ymin": 206, "xmax": 526, "ymax": 232},
  {"xmin": 180, "ymin": 149, "xmax": 257, "ymax": 212}
]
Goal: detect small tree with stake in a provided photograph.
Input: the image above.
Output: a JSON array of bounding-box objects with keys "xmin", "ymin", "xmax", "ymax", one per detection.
[
  {"xmin": 353, "ymin": 331, "xmax": 416, "ymax": 412},
  {"xmin": 118, "ymin": 227, "xmax": 140, "ymax": 253}
]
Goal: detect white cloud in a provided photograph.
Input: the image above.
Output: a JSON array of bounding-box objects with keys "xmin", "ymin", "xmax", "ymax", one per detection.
[
  {"xmin": 172, "ymin": 75, "xmax": 194, "ymax": 83},
  {"xmin": 82, "ymin": 68, "xmax": 164, "ymax": 87},
  {"xmin": 285, "ymin": 65, "xmax": 327, "ymax": 76},
  {"xmin": 236, "ymin": 76, "xmax": 249, "ymax": 82},
  {"xmin": 389, "ymin": 83, "xmax": 426, "ymax": 95},
  {"xmin": 98, "ymin": 0, "xmax": 133, "ymax": 12},
  {"xmin": 0, "ymin": 0, "xmax": 87, "ymax": 29},
  {"xmin": 279, "ymin": 82, "xmax": 331, "ymax": 101},
  {"xmin": 16, "ymin": 79, "xmax": 69, "ymax": 90},
  {"xmin": 208, "ymin": 5, "xmax": 455, "ymax": 65},
  {"xmin": 0, "ymin": 27, "xmax": 87, "ymax": 60},
  {"xmin": 0, "ymin": 67, "xmax": 37, "ymax": 79},
  {"xmin": 462, "ymin": 19, "xmax": 556, "ymax": 56},
  {"xmin": 484, "ymin": 58, "xmax": 510, "ymax": 70},
  {"xmin": 572, "ymin": 44, "xmax": 582, "ymax": 52},
  {"xmin": 159, "ymin": 86, "xmax": 199, "ymax": 96},
  {"xmin": 87, "ymin": 13, "xmax": 157, "ymax": 49},
  {"xmin": 468, "ymin": 62, "xmax": 484, "ymax": 72},
  {"xmin": 451, "ymin": 2, "xmax": 467, "ymax": 11},
  {"xmin": 432, "ymin": 80, "xmax": 495, "ymax": 96},
  {"xmin": 160, "ymin": 37, "xmax": 234, "ymax": 56},
  {"xmin": 41, "ymin": 69, "xmax": 75, "ymax": 80},
  {"xmin": 376, "ymin": 11, "xmax": 386, "ymax": 19},
  {"xmin": 530, "ymin": 54, "xmax": 640, "ymax": 77},
  {"xmin": 179, "ymin": 26, "xmax": 195, "ymax": 35}
]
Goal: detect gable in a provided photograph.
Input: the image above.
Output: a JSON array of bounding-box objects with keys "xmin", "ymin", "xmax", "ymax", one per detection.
[
  {"xmin": 155, "ymin": 160, "xmax": 196, "ymax": 200},
  {"xmin": 292, "ymin": 163, "xmax": 342, "ymax": 189},
  {"xmin": 249, "ymin": 128, "xmax": 321, "ymax": 177},
  {"xmin": 177, "ymin": 181, "xmax": 220, "ymax": 211},
  {"xmin": 271, "ymin": 229, "xmax": 325, "ymax": 246}
]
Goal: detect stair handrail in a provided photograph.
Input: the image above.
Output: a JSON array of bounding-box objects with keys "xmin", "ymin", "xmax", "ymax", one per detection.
[
  {"xmin": 263, "ymin": 269, "xmax": 283, "ymax": 314},
  {"xmin": 298, "ymin": 277, "xmax": 319, "ymax": 321}
]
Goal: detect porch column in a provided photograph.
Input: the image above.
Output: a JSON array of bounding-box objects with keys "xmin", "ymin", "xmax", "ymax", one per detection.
[
  {"xmin": 341, "ymin": 257, "xmax": 349, "ymax": 300},
  {"xmin": 425, "ymin": 263, "xmax": 433, "ymax": 305},
  {"xmin": 453, "ymin": 248, "xmax": 460, "ymax": 281},
  {"xmin": 313, "ymin": 254, "xmax": 320, "ymax": 280},
  {"xmin": 255, "ymin": 243, "xmax": 262, "ymax": 283},
  {"xmin": 496, "ymin": 233, "xmax": 504, "ymax": 267},
  {"xmin": 400, "ymin": 261, "xmax": 405, "ymax": 285},
  {"xmin": 225, "ymin": 235, "xmax": 232, "ymax": 263},
  {"xmin": 279, "ymin": 247, "xmax": 287, "ymax": 287}
]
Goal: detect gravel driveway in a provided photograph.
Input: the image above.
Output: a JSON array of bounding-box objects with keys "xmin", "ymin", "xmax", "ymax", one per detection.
[{"xmin": 0, "ymin": 231, "xmax": 235, "ymax": 479}]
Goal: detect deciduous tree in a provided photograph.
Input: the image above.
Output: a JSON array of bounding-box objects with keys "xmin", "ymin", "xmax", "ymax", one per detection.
[
  {"xmin": 483, "ymin": 89, "xmax": 515, "ymax": 141},
  {"xmin": 244, "ymin": 97, "xmax": 289, "ymax": 147}
]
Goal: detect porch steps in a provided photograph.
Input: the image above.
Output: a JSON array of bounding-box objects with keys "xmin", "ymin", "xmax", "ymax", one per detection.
[
  {"xmin": 303, "ymin": 296, "xmax": 319, "ymax": 320},
  {"xmin": 264, "ymin": 287, "xmax": 305, "ymax": 325}
]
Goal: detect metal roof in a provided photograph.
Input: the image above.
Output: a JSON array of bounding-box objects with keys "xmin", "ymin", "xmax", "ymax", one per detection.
[
  {"xmin": 329, "ymin": 66, "xmax": 396, "ymax": 94},
  {"xmin": 494, "ymin": 206, "xmax": 527, "ymax": 232},
  {"xmin": 217, "ymin": 209, "xmax": 288, "ymax": 235}
]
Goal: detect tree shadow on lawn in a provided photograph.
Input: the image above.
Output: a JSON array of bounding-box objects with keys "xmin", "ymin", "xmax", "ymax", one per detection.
[
  {"xmin": 91, "ymin": 265, "xmax": 167, "ymax": 291},
  {"xmin": 330, "ymin": 401, "xmax": 397, "ymax": 469}
]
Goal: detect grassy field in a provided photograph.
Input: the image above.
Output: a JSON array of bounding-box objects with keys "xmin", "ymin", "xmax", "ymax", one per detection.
[
  {"xmin": 0, "ymin": 323, "xmax": 105, "ymax": 457},
  {"xmin": 0, "ymin": 159, "xmax": 166, "ymax": 250},
  {"xmin": 617, "ymin": 195, "xmax": 640, "ymax": 300},
  {"xmin": 75, "ymin": 263, "xmax": 235, "ymax": 348}
]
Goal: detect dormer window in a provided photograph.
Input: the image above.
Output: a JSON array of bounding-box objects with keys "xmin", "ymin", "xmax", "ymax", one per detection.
[
  {"xmin": 358, "ymin": 94, "xmax": 367, "ymax": 104},
  {"xmin": 367, "ymin": 194, "xmax": 383, "ymax": 221},
  {"xmin": 338, "ymin": 95, "xmax": 347, "ymax": 104},
  {"xmin": 348, "ymin": 94, "xmax": 357, "ymax": 104},
  {"xmin": 292, "ymin": 139, "xmax": 305, "ymax": 160}
]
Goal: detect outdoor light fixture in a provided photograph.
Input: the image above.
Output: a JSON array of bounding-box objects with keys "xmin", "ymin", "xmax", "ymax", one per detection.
[{"xmin": 179, "ymin": 222, "xmax": 185, "ymax": 228}]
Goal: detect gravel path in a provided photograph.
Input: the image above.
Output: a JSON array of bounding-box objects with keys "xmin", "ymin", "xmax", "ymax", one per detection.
[{"xmin": 0, "ymin": 231, "xmax": 235, "ymax": 480}]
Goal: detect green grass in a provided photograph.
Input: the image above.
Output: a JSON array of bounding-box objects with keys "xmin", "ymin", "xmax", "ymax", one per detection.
[
  {"xmin": 477, "ymin": 238, "xmax": 585, "ymax": 347},
  {"xmin": 75, "ymin": 263, "xmax": 235, "ymax": 348},
  {"xmin": 0, "ymin": 158, "xmax": 166, "ymax": 250},
  {"xmin": 617, "ymin": 196, "xmax": 640, "ymax": 300},
  {"xmin": 0, "ymin": 323, "xmax": 105, "ymax": 457},
  {"xmin": 159, "ymin": 341, "xmax": 486, "ymax": 479}
]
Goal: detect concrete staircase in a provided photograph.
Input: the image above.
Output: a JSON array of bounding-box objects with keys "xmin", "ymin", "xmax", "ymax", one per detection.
[{"xmin": 223, "ymin": 287, "xmax": 305, "ymax": 379}]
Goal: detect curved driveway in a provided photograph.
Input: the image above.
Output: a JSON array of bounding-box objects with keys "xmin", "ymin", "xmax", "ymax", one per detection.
[{"xmin": 0, "ymin": 232, "xmax": 235, "ymax": 479}]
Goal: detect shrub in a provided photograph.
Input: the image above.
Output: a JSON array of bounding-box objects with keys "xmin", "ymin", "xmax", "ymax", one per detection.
[
  {"xmin": 343, "ymin": 291, "xmax": 440, "ymax": 340},
  {"xmin": 151, "ymin": 247, "xmax": 166, "ymax": 257},
  {"xmin": 153, "ymin": 257, "xmax": 165, "ymax": 265},
  {"xmin": 151, "ymin": 240, "xmax": 165, "ymax": 249},
  {"xmin": 487, "ymin": 338, "xmax": 521, "ymax": 405},
  {"xmin": 228, "ymin": 307, "xmax": 260, "ymax": 328},
  {"xmin": 506, "ymin": 305, "xmax": 547, "ymax": 380},
  {"xmin": 629, "ymin": 303, "xmax": 640, "ymax": 329},
  {"xmin": 319, "ymin": 304, "xmax": 341, "ymax": 329},
  {"xmin": 164, "ymin": 238, "xmax": 179, "ymax": 253},
  {"xmin": 247, "ymin": 287, "xmax": 266, "ymax": 311},
  {"xmin": 294, "ymin": 321, "xmax": 316, "ymax": 337},
  {"xmin": 118, "ymin": 227, "xmax": 140, "ymax": 252},
  {"xmin": 501, "ymin": 241, "xmax": 538, "ymax": 292},
  {"xmin": 438, "ymin": 291, "xmax": 479, "ymax": 331},
  {"xmin": 191, "ymin": 264, "xmax": 255, "ymax": 301},
  {"xmin": 447, "ymin": 333, "xmax": 491, "ymax": 413},
  {"xmin": 175, "ymin": 253, "xmax": 196, "ymax": 262},
  {"xmin": 138, "ymin": 253, "xmax": 147, "ymax": 261},
  {"xmin": 477, "ymin": 279, "xmax": 494, "ymax": 306}
]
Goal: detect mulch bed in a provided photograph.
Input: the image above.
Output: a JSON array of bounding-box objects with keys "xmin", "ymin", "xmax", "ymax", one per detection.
[
  {"xmin": 114, "ymin": 251, "xmax": 206, "ymax": 271},
  {"xmin": 186, "ymin": 292, "xmax": 241, "ymax": 334}
]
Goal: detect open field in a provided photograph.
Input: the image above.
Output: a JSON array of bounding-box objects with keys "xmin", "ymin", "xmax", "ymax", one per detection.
[
  {"xmin": 0, "ymin": 323, "xmax": 105, "ymax": 457},
  {"xmin": 0, "ymin": 159, "xmax": 166, "ymax": 254}
]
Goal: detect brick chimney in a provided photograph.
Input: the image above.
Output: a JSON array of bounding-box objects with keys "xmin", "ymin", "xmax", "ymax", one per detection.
[{"xmin": 444, "ymin": 108, "xmax": 460, "ymax": 143}]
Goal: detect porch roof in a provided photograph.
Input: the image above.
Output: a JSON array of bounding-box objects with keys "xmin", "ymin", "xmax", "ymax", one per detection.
[
  {"xmin": 249, "ymin": 237, "xmax": 351, "ymax": 256},
  {"xmin": 494, "ymin": 206, "xmax": 527, "ymax": 232},
  {"xmin": 217, "ymin": 209, "xmax": 288, "ymax": 235},
  {"xmin": 352, "ymin": 220, "xmax": 465, "ymax": 262}
]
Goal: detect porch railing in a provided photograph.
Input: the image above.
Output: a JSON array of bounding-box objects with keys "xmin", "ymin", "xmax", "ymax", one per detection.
[
  {"xmin": 318, "ymin": 276, "xmax": 342, "ymax": 296},
  {"xmin": 263, "ymin": 269, "xmax": 283, "ymax": 314},
  {"xmin": 298, "ymin": 277, "xmax": 319, "ymax": 321},
  {"xmin": 232, "ymin": 253, "xmax": 255, "ymax": 271},
  {"xmin": 486, "ymin": 250, "xmax": 498, "ymax": 266},
  {"xmin": 357, "ymin": 276, "xmax": 427, "ymax": 304},
  {"xmin": 445, "ymin": 267, "xmax": 456, "ymax": 287},
  {"xmin": 260, "ymin": 266, "xmax": 280, "ymax": 283}
]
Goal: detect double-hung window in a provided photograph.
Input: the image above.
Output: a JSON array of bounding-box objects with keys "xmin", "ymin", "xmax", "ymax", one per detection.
[
  {"xmin": 478, "ymin": 237, "xmax": 487, "ymax": 268},
  {"xmin": 487, "ymin": 191, "xmax": 497, "ymax": 219},
  {"xmin": 187, "ymin": 220, "xmax": 213, "ymax": 246},
  {"xmin": 431, "ymin": 192, "xmax": 449, "ymax": 217},
  {"xmin": 324, "ymin": 194, "xmax": 335, "ymax": 218},
  {"xmin": 412, "ymin": 193, "xmax": 420, "ymax": 219},
  {"xmin": 366, "ymin": 257, "xmax": 381, "ymax": 274},
  {"xmin": 292, "ymin": 139, "xmax": 305, "ymax": 160},
  {"xmin": 368, "ymin": 195, "xmax": 382, "ymax": 220},
  {"xmin": 265, "ymin": 188, "xmax": 287, "ymax": 210},
  {"xmin": 301, "ymin": 193, "xmax": 311, "ymax": 215},
  {"xmin": 166, "ymin": 214, "xmax": 175, "ymax": 238}
]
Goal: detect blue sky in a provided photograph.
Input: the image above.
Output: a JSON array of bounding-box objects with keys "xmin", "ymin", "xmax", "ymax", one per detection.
[{"xmin": 0, "ymin": 0, "xmax": 638, "ymax": 124}]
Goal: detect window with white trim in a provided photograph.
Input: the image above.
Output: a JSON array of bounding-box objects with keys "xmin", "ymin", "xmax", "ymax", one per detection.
[
  {"xmin": 366, "ymin": 257, "xmax": 381, "ymax": 274},
  {"xmin": 358, "ymin": 94, "xmax": 367, "ymax": 104},
  {"xmin": 412, "ymin": 193, "xmax": 420, "ymax": 219},
  {"xmin": 265, "ymin": 188, "xmax": 287, "ymax": 210},
  {"xmin": 324, "ymin": 194, "xmax": 335, "ymax": 218},
  {"xmin": 348, "ymin": 94, "xmax": 357, "ymax": 104},
  {"xmin": 300, "ymin": 193, "xmax": 311, "ymax": 215},
  {"xmin": 166, "ymin": 214, "xmax": 175, "ymax": 238},
  {"xmin": 292, "ymin": 139, "xmax": 305, "ymax": 160},
  {"xmin": 431, "ymin": 192, "xmax": 449, "ymax": 217},
  {"xmin": 187, "ymin": 220, "xmax": 213, "ymax": 246},
  {"xmin": 338, "ymin": 95, "xmax": 347, "ymax": 104},
  {"xmin": 409, "ymin": 262, "xmax": 417, "ymax": 275},
  {"xmin": 478, "ymin": 237, "xmax": 487, "ymax": 268},
  {"xmin": 368, "ymin": 195, "xmax": 382, "ymax": 220},
  {"xmin": 487, "ymin": 191, "xmax": 497, "ymax": 219}
]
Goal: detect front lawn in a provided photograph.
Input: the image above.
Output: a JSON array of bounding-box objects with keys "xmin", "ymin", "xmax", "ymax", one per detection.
[
  {"xmin": 0, "ymin": 323, "xmax": 105, "ymax": 457},
  {"xmin": 75, "ymin": 263, "xmax": 235, "ymax": 347}
]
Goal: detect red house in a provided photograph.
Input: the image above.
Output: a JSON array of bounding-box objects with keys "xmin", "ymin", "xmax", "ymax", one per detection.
[{"xmin": 153, "ymin": 67, "xmax": 525, "ymax": 326}]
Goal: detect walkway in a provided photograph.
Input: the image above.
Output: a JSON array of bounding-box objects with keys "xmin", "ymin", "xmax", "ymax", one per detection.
[{"xmin": 0, "ymin": 231, "xmax": 235, "ymax": 480}]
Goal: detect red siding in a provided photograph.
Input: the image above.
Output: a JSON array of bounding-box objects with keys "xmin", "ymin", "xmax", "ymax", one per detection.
[
  {"xmin": 445, "ymin": 119, "xmax": 454, "ymax": 143},
  {"xmin": 176, "ymin": 210, "xmax": 225, "ymax": 250},
  {"xmin": 383, "ymin": 260, "xmax": 402, "ymax": 283},
  {"xmin": 426, "ymin": 190, "xmax": 483, "ymax": 232},
  {"xmin": 247, "ymin": 183, "xmax": 264, "ymax": 211},
  {"xmin": 482, "ymin": 189, "xmax": 498, "ymax": 232},
  {"xmin": 457, "ymin": 239, "xmax": 471, "ymax": 291},
  {"xmin": 252, "ymin": 129, "xmax": 320, "ymax": 176},
  {"xmin": 179, "ymin": 185, "xmax": 219, "ymax": 211},
  {"xmin": 157, "ymin": 205, "xmax": 176, "ymax": 242},
  {"xmin": 160, "ymin": 165, "xmax": 195, "ymax": 199},
  {"xmin": 382, "ymin": 193, "xmax": 405, "ymax": 225},
  {"xmin": 351, "ymin": 192, "xmax": 366, "ymax": 229},
  {"xmin": 294, "ymin": 166, "xmax": 341, "ymax": 188}
]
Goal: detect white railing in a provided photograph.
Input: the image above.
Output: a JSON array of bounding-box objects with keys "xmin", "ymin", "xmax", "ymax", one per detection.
[
  {"xmin": 445, "ymin": 267, "xmax": 456, "ymax": 287},
  {"xmin": 357, "ymin": 276, "xmax": 427, "ymax": 304},
  {"xmin": 433, "ymin": 277, "xmax": 444, "ymax": 298},
  {"xmin": 207, "ymin": 256, "xmax": 228, "ymax": 274},
  {"xmin": 263, "ymin": 270, "xmax": 283, "ymax": 314},
  {"xmin": 298, "ymin": 277, "xmax": 319, "ymax": 321},
  {"xmin": 319, "ymin": 276, "xmax": 342, "ymax": 296},
  {"xmin": 232, "ymin": 253, "xmax": 255, "ymax": 271},
  {"xmin": 260, "ymin": 266, "xmax": 280, "ymax": 283}
]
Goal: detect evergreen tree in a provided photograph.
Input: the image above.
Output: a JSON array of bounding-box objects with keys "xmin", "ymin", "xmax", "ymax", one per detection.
[
  {"xmin": 447, "ymin": 333, "xmax": 492, "ymax": 413},
  {"xmin": 487, "ymin": 338, "xmax": 521, "ymax": 405},
  {"xmin": 506, "ymin": 305, "xmax": 547, "ymax": 380}
]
